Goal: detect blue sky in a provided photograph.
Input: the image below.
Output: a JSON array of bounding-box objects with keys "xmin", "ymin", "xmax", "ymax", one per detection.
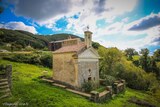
[{"xmin": 0, "ymin": 0, "xmax": 160, "ymax": 53}]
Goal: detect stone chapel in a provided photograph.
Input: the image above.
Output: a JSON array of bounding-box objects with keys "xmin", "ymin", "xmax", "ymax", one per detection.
[{"xmin": 52, "ymin": 30, "xmax": 100, "ymax": 89}]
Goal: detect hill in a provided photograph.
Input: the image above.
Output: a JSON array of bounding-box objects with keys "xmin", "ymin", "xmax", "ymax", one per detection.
[
  {"xmin": 0, "ymin": 29, "xmax": 48, "ymax": 50},
  {"xmin": 0, "ymin": 29, "xmax": 84, "ymax": 51},
  {"xmin": 45, "ymin": 33, "xmax": 83, "ymax": 41}
]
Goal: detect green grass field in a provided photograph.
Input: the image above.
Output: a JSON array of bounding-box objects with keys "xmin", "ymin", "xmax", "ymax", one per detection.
[{"xmin": 0, "ymin": 60, "xmax": 159, "ymax": 107}]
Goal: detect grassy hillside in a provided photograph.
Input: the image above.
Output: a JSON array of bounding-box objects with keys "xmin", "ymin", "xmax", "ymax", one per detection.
[
  {"xmin": 0, "ymin": 29, "xmax": 48, "ymax": 49},
  {"xmin": 0, "ymin": 60, "xmax": 159, "ymax": 107}
]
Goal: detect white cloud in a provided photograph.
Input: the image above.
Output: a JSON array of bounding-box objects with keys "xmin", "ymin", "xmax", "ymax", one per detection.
[
  {"xmin": 93, "ymin": 13, "xmax": 160, "ymax": 51},
  {"xmin": 122, "ymin": 17, "xmax": 129, "ymax": 23},
  {"xmin": 0, "ymin": 22, "xmax": 37, "ymax": 34},
  {"xmin": 94, "ymin": 13, "xmax": 160, "ymax": 37},
  {"xmin": 64, "ymin": 0, "xmax": 138, "ymax": 36},
  {"xmin": 96, "ymin": 38, "xmax": 142, "ymax": 51},
  {"xmin": 95, "ymin": 22, "xmax": 124, "ymax": 37},
  {"xmin": 6, "ymin": 0, "xmax": 138, "ymax": 32},
  {"xmin": 119, "ymin": 13, "xmax": 160, "ymax": 45},
  {"xmin": 11, "ymin": 0, "xmax": 137, "ymax": 32}
]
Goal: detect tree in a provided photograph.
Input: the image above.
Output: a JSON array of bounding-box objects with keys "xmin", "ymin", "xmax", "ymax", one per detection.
[
  {"xmin": 153, "ymin": 49, "xmax": 160, "ymax": 62},
  {"xmin": 156, "ymin": 62, "xmax": 160, "ymax": 79},
  {"xmin": 92, "ymin": 42, "xmax": 100, "ymax": 49},
  {"xmin": 140, "ymin": 48, "xmax": 149, "ymax": 57},
  {"xmin": 98, "ymin": 47, "xmax": 122, "ymax": 77},
  {"xmin": 124, "ymin": 48, "xmax": 138, "ymax": 60},
  {"xmin": 148, "ymin": 56, "xmax": 158, "ymax": 73},
  {"xmin": 139, "ymin": 48, "xmax": 150, "ymax": 72}
]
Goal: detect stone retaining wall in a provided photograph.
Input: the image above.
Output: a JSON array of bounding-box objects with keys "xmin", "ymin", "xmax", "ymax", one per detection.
[
  {"xmin": 90, "ymin": 86, "xmax": 112, "ymax": 103},
  {"xmin": 90, "ymin": 79, "xmax": 125, "ymax": 103},
  {"xmin": 113, "ymin": 80, "xmax": 125, "ymax": 94},
  {"xmin": 42, "ymin": 78, "xmax": 126, "ymax": 103},
  {"xmin": 0, "ymin": 65, "xmax": 12, "ymax": 89}
]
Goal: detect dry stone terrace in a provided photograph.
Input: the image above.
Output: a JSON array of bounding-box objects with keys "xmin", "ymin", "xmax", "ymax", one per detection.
[
  {"xmin": 0, "ymin": 65, "xmax": 12, "ymax": 99},
  {"xmin": 41, "ymin": 77, "xmax": 126, "ymax": 103}
]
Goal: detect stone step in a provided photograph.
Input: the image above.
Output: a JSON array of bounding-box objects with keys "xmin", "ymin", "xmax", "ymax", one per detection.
[
  {"xmin": 0, "ymin": 88, "xmax": 10, "ymax": 93},
  {"xmin": 42, "ymin": 78, "xmax": 54, "ymax": 83},
  {"xmin": 0, "ymin": 85, "xmax": 9, "ymax": 89},
  {"xmin": 0, "ymin": 82, "xmax": 8, "ymax": 86},
  {"xmin": 99, "ymin": 90, "xmax": 110, "ymax": 97},
  {"xmin": 52, "ymin": 83, "xmax": 67, "ymax": 88},
  {"xmin": 0, "ymin": 93, "xmax": 11, "ymax": 99},
  {"xmin": 0, "ymin": 79, "xmax": 8, "ymax": 83}
]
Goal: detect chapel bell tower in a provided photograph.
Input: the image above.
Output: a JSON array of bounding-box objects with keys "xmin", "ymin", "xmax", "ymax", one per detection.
[{"xmin": 84, "ymin": 27, "xmax": 92, "ymax": 48}]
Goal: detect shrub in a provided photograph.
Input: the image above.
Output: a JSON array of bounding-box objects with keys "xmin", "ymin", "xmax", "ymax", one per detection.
[
  {"xmin": 24, "ymin": 46, "xmax": 35, "ymax": 51},
  {"xmin": 115, "ymin": 59, "xmax": 159, "ymax": 91},
  {"xmin": 143, "ymin": 73, "xmax": 159, "ymax": 93},
  {"xmin": 40, "ymin": 53, "xmax": 52, "ymax": 68},
  {"xmin": 2, "ymin": 52, "xmax": 52, "ymax": 68},
  {"xmin": 82, "ymin": 82, "xmax": 93, "ymax": 92},
  {"xmin": 103, "ymin": 75, "xmax": 116, "ymax": 86},
  {"xmin": 153, "ymin": 88, "xmax": 160, "ymax": 102}
]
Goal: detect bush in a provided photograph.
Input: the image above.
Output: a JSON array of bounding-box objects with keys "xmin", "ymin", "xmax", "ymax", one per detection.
[
  {"xmin": 2, "ymin": 52, "xmax": 52, "ymax": 68},
  {"xmin": 40, "ymin": 53, "xmax": 52, "ymax": 68},
  {"xmin": 153, "ymin": 88, "xmax": 160, "ymax": 102},
  {"xmin": 115, "ymin": 59, "xmax": 159, "ymax": 91},
  {"xmin": 82, "ymin": 82, "xmax": 93, "ymax": 92},
  {"xmin": 24, "ymin": 46, "xmax": 35, "ymax": 51},
  {"xmin": 103, "ymin": 75, "xmax": 116, "ymax": 86}
]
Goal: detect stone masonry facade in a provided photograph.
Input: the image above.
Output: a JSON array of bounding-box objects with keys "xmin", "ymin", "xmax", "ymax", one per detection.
[{"xmin": 78, "ymin": 61, "xmax": 99, "ymax": 88}]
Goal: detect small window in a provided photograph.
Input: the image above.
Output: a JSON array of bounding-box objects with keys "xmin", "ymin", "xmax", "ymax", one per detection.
[
  {"xmin": 88, "ymin": 77, "xmax": 92, "ymax": 81},
  {"xmin": 89, "ymin": 69, "xmax": 91, "ymax": 72}
]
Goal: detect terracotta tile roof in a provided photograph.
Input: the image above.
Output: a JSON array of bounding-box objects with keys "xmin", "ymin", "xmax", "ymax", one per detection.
[{"xmin": 53, "ymin": 42, "xmax": 86, "ymax": 53}]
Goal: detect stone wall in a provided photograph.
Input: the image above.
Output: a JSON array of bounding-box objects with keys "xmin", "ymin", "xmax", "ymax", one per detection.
[
  {"xmin": 90, "ymin": 86, "xmax": 112, "ymax": 103},
  {"xmin": 62, "ymin": 38, "xmax": 81, "ymax": 47},
  {"xmin": 90, "ymin": 80, "xmax": 125, "ymax": 103},
  {"xmin": 0, "ymin": 64, "xmax": 12, "ymax": 89},
  {"xmin": 113, "ymin": 80, "xmax": 125, "ymax": 94},
  {"xmin": 53, "ymin": 52, "xmax": 78, "ymax": 87},
  {"xmin": 78, "ymin": 61, "xmax": 99, "ymax": 88}
]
